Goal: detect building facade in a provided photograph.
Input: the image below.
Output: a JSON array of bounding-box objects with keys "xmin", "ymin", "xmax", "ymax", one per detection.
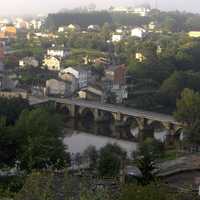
[
  {"xmin": 43, "ymin": 56, "xmax": 61, "ymax": 71},
  {"xmin": 47, "ymin": 48, "xmax": 68, "ymax": 58},
  {"xmin": 19, "ymin": 57, "xmax": 39, "ymax": 68},
  {"xmin": 46, "ymin": 79, "xmax": 67, "ymax": 96},
  {"xmin": 61, "ymin": 66, "xmax": 91, "ymax": 88},
  {"xmin": 105, "ymin": 64, "xmax": 127, "ymax": 86},
  {"xmin": 131, "ymin": 27, "xmax": 146, "ymax": 38}
]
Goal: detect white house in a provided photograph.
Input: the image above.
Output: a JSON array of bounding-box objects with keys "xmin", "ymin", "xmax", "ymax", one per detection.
[
  {"xmin": 30, "ymin": 20, "xmax": 42, "ymax": 30},
  {"xmin": 88, "ymin": 25, "xmax": 100, "ymax": 31},
  {"xmin": 34, "ymin": 32, "xmax": 49, "ymax": 38},
  {"xmin": 14, "ymin": 18, "xmax": 29, "ymax": 29},
  {"xmin": 157, "ymin": 45, "xmax": 162, "ymax": 54},
  {"xmin": 67, "ymin": 24, "xmax": 80, "ymax": 31},
  {"xmin": 19, "ymin": 57, "xmax": 39, "ymax": 68},
  {"xmin": 149, "ymin": 21, "xmax": 156, "ymax": 30},
  {"xmin": 58, "ymin": 26, "xmax": 67, "ymax": 32},
  {"xmin": 115, "ymin": 28, "xmax": 124, "ymax": 34},
  {"xmin": 135, "ymin": 53, "xmax": 146, "ymax": 62},
  {"xmin": 131, "ymin": 27, "xmax": 146, "ymax": 38},
  {"xmin": 132, "ymin": 7, "xmax": 150, "ymax": 16},
  {"xmin": 110, "ymin": 6, "xmax": 129, "ymax": 13},
  {"xmin": 61, "ymin": 66, "xmax": 91, "ymax": 88},
  {"xmin": 112, "ymin": 34, "xmax": 124, "ymax": 42},
  {"xmin": 188, "ymin": 31, "xmax": 200, "ymax": 38},
  {"xmin": 110, "ymin": 6, "xmax": 150, "ymax": 16},
  {"xmin": 47, "ymin": 47, "xmax": 68, "ymax": 58},
  {"xmin": 43, "ymin": 56, "xmax": 61, "ymax": 71}
]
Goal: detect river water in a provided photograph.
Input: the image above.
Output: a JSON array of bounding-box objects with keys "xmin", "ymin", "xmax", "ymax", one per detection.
[
  {"xmin": 62, "ymin": 117, "xmax": 168, "ymax": 159},
  {"xmin": 63, "ymin": 130, "xmax": 138, "ymax": 158}
]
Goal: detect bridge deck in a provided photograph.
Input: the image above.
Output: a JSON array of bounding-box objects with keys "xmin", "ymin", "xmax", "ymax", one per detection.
[{"xmin": 29, "ymin": 96, "xmax": 179, "ymax": 125}]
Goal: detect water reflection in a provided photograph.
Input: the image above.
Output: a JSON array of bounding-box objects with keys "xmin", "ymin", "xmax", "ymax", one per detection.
[
  {"xmin": 63, "ymin": 131, "xmax": 138, "ymax": 158},
  {"xmin": 63, "ymin": 117, "xmax": 168, "ymax": 159},
  {"xmin": 68, "ymin": 117, "xmax": 135, "ymax": 141},
  {"xmin": 65, "ymin": 116, "xmax": 168, "ymax": 141}
]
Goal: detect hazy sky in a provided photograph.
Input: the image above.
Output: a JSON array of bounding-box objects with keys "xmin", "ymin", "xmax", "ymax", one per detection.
[{"xmin": 1, "ymin": 0, "xmax": 200, "ymax": 15}]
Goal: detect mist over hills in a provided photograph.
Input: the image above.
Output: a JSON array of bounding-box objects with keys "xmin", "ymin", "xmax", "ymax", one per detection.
[{"xmin": 1, "ymin": 0, "xmax": 200, "ymax": 16}]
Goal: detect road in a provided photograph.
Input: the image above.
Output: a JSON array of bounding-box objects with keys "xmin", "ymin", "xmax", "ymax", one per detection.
[{"xmin": 29, "ymin": 96, "xmax": 179, "ymax": 125}]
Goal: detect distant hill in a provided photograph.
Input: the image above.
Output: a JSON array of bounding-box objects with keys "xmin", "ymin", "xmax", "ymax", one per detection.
[
  {"xmin": 45, "ymin": 11, "xmax": 150, "ymax": 30},
  {"xmin": 44, "ymin": 9, "xmax": 200, "ymax": 32}
]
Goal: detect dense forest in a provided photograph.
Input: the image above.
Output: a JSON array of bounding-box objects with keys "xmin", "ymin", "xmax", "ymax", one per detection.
[
  {"xmin": 45, "ymin": 10, "xmax": 200, "ymax": 32},
  {"xmin": 45, "ymin": 11, "xmax": 112, "ymax": 29}
]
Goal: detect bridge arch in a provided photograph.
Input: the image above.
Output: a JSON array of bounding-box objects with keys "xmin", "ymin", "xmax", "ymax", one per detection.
[
  {"xmin": 149, "ymin": 121, "xmax": 166, "ymax": 132},
  {"xmin": 174, "ymin": 127, "xmax": 185, "ymax": 141},
  {"xmin": 125, "ymin": 116, "xmax": 140, "ymax": 138},
  {"xmin": 149, "ymin": 121, "xmax": 169, "ymax": 142},
  {"xmin": 79, "ymin": 108, "xmax": 95, "ymax": 122},
  {"xmin": 79, "ymin": 107, "xmax": 95, "ymax": 130},
  {"xmin": 55, "ymin": 102, "xmax": 71, "ymax": 116},
  {"xmin": 100, "ymin": 111, "xmax": 115, "ymax": 122}
]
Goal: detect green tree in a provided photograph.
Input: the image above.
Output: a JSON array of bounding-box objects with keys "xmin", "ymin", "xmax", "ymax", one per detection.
[
  {"xmin": 160, "ymin": 71, "xmax": 200, "ymax": 107},
  {"xmin": 139, "ymin": 138, "xmax": 165, "ymax": 160},
  {"xmin": 3, "ymin": 55, "xmax": 19, "ymax": 69},
  {"xmin": 80, "ymin": 188, "xmax": 110, "ymax": 200},
  {"xmin": 0, "ymin": 98, "xmax": 29, "ymax": 167},
  {"xmin": 15, "ymin": 172, "xmax": 54, "ymax": 200},
  {"xmin": 120, "ymin": 184, "xmax": 178, "ymax": 200},
  {"xmin": 14, "ymin": 108, "xmax": 67, "ymax": 171},
  {"xmin": 186, "ymin": 120, "xmax": 200, "ymax": 147},
  {"xmin": 0, "ymin": 97, "xmax": 29, "ymax": 125},
  {"xmin": 83, "ymin": 145, "xmax": 98, "ymax": 169},
  {"xmin": 174, "ymin": 88, "xmax": 200, "ymax": 126},
  {"xmin": 135, "ymin": 138, "xmax": 162, "ymax": 185},
  {"xmin": 0, "ymin": 117, "xmax": 18, "ymax": 167},
  {"xmin": 98, "ymin": 144, "xmax": 126, "ymax": 177},
  {"xmin": 174, "ymin": 89, "xmax": 200, "ymax": 149}
]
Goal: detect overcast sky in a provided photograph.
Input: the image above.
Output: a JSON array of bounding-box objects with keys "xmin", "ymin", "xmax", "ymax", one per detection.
[{"xmin": 1, "ymin": 0, "xmax": 200, "ymax": 15}]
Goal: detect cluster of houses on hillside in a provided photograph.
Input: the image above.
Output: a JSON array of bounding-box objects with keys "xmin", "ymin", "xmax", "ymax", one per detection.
[
  {"xmin": 17, "ymin": 43, "xmax": 128, "ymax": 103},
  {"xmin": 0, "ymin": 16, "xmax": 43, "ymax": 31},
  {"xmin": 44, "ymin": 63, "xmax": 127, "ymax": 103},
  {"xmin": 2, "ymin": 6, "xmax": 200, "ymax": 104},
  {"xmin": 111, "ymin": 21, "xmax": 159, "ymax": 43},
  {"xmin": 109, "ymin": 5, "xmax": 151, "ymax": 16}
]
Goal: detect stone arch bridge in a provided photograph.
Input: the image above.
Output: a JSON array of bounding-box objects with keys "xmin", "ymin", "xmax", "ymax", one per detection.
[{"xmin": 29, "ymin": 96, "xmax": 183, "ymax": 140}]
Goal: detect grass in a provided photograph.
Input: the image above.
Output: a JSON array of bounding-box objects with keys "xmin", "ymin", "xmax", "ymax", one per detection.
[
  {"xmin": 71, "ymin": 48, "xmax": 107, "ymax": 56},
  {"xmin": 161, "ymin": 149, "xmax": 179, "ymax": 161}
]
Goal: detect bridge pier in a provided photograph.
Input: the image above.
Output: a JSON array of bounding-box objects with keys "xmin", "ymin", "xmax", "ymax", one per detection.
[
  {"xmin": 94, "ymin": 108, "xmax": 100, "ymax": 121},
  {"xmin": 111, "ymin": 123, "xmax": 121, "ymax": 139},
  {"xmin": 112, "ymin": 112, "xmax": 122, "ymax": 121},
  {"xmin": 134, "ymin": 118, "xmax": 150, "ymax": 141},
  {"xmin": 67, "ymin": 104, "xmax": 76, "ymax": 117}
]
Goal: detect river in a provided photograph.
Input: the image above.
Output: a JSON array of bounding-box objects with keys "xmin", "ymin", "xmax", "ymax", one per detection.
[
  {"xmin": 63, "ymin": 130, "xmax": 138, "ymax": 158},
  {"xmin": 62, "ymin": 117, "xmax": 168, "ymax": 159}
]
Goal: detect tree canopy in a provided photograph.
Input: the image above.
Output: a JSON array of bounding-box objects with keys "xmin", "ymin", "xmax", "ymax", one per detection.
[
  {"xmin": 120, "ymin": 183, "xmax": 180, "ymax": 200},
  {"xmin": 14, "ymin": 108, "xmax": 67, "ymax": 170},
  {"xmin": 98, "ymin": 144, "xmax": 126, "ymax": 177},
  {"xmin": 0, "ymin": 102, "xmax": 67, "ymax": 171},
  {"xmin": 174, "ymin": 88, "xmax": 200, "ymax": 126}
]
